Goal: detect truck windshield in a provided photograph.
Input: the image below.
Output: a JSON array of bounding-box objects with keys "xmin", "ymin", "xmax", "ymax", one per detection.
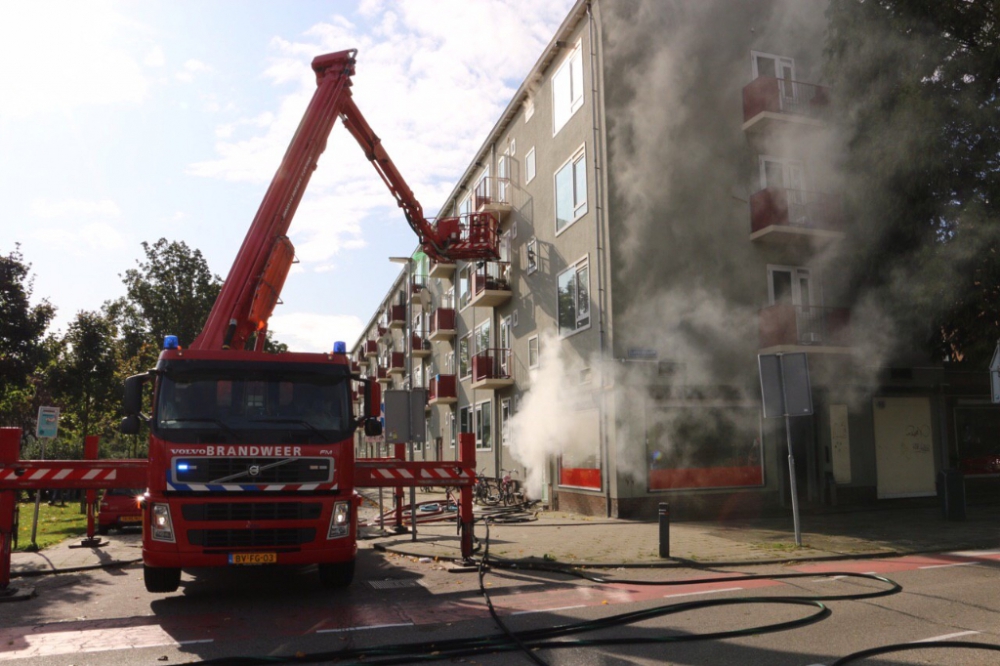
[{"xmin": 154, "ymin": 365, "xmax": 351, "ymax": 445}]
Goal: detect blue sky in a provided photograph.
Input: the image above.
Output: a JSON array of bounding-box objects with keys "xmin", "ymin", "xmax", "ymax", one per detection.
[{"xmin": 0, "ymin": 0, "xmax": 574, "ymax": 351}]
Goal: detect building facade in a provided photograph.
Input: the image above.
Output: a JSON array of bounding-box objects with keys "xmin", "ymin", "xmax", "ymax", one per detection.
[{"xmin": 351, "ymin": 0, "xmax": 998, "ymax": 519}]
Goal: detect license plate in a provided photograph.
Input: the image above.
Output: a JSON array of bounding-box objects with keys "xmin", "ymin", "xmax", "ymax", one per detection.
[
  {"xmin": 119, "ymin": 516, "xmax": 142, "ymax": 523},
  {"xmin": 229, "ymin": 552, "xmax": 277, "ymax": 565}
]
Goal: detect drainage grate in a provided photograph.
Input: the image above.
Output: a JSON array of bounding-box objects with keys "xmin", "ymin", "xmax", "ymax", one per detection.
[{"xmin": 368, "ymin": 579, "xmax": 423, "ymax": 590}]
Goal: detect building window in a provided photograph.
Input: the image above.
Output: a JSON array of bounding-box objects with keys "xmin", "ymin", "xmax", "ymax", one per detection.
[
  {"xmin": 524, "ymin": 96, "xmax": 534, "ymax": 121},
  {"xmin": 475, "ymin": 400, "xmax": 492, "ymax": 450},
  {"xmin": 459, "ymin": 335, "xmax": 471, "ymax": 378},
  {"xmin": 526, "ymin": 237, "xmax": 538, "ymax": 274},
  {"xmin": 509, "ymin": 138, "xmax": 516, "ymax": 156},
  {"xmin": 457, "ymin": 265, "xmax": 471, "ymax": 309},
  {"xmin": 501, "ymin": 398, "xmax": 512, "ymax": 448},
  {"xmin": 475, "ymin": 320, "xmax": 491, "ymax": 356},
  {"xmin": 525, "ymin": 147, "xmax": 536, "ymax": 184},
  {"xmin": 459, "ymin": 406, "xmax": 471, "ymax": 443},
  {"xmin": 558, "ymin": 257, "xmax": 591, "ymax": 336},
  {"xmin": 528, "ymin": 335, "xmax": 539, "ymax": 368},
  {"xmin": 555, "ymin": 148, "xmax": 587, "ymax": 233},
  {"xmin": 552, "ymin": 40, "xmax": 584, "ymax": 134}
]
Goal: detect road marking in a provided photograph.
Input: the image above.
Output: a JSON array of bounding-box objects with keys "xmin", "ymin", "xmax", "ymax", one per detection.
[
  {"xmin": 511, "ymin": 605, "xmax": 585, "ymax": 616},
  {"xmin": 810, "ymin": 575, "xmax": 848, "ymax": 582},
  {"xmin": 178, "ymin": 639, "xmax": 215, "ymax": 645},
  {"xmin": 664, "ymin": 586, "xmax": 743, "ymax": 599},
  {"xmin": 918, "ymin": 562, "xmax": 979, "ymax": 570},
  {"xmin": 914, "ymin": 630, "xmax": 979, "ymax": 643},
  {"xmin": 316, "ymin": 622, "xmax": 414, "ymax": 634}
]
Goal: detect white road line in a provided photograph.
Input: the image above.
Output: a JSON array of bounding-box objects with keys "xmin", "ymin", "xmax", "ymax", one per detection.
[
  {"xmin": 664, "ymin": 586, "xmax": 743, "ymax": 599},
  {"xmin": 511, "ymin": 605, "xmax": 586, "ymax": 616},
  {"xmin": 810, "ymin": 575, "xmax": 848, "ymax": 582},
  {"xmin": 918, "ymin": 562, "xmax": 979, "ymax": 570},
  {"xmin": 316, "ymin": 622, "xmax": 414, "ymax": 634},
  {"xmin": 177, "ymin": 639, "xmax": 215, "ymax": 645},
  {"xmin": 914, "ymin": 630, "xmax": 980, "ymax": 643}
]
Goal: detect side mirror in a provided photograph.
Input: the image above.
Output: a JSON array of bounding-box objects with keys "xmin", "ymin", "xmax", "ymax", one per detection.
[
  {"xmin": 120, "ymin": 415, "xmax": 141, "ymax": 435},
  {"xmin": 365, "ymin": 380, "xmax": 381, "ymax": 419},
  {"xmin": 364, "ymin": 419, "xmax": 383, "ymax": 438},
  {"xmin": 124, "ymin": 373, "xmax": 149, "ymax": 415}
]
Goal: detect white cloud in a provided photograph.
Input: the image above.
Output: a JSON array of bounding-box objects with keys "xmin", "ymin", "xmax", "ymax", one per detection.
[
  {"xmin": 0, "ymin": 1, "xmax": 152, "ymax": 119},
  {"xmin": 268, "ymin": 312, "xmax": 364, "ymax": 353},
  {"xmin": 33, "ymin": 221, "xmax": 128, "ymax": 254},
  {"xmin": 176, "ymin": 58, "xmax": 211, "ymax": 83},
  {"xmin": 29, "ymin": 198, "xmax": 122, "ymax": 219},
  {"xmin": 144, "ymin": 45, "xmax": 166, "ymax": 67}
]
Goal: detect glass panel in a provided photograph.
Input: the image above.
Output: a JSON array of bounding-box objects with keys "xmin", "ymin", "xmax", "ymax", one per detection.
[
  {"xmin": 755, "ymin": 55, "xmax": 777, "ymax": 78},
  {"xmin": 764, "ymin": 160, "xmax": 784, "ymax": 189},
  {"xmin": 576, "ymin": 264, "xmax": 590, "ymax": 327},
  {"xmin": 771, "ymin": 270, "xmax": 793, "ymax": 304},
  {"xmin": 558, "ymin": 268, "xmax": 577, "ymax": 334},
  {"xmin": 556, "ymin": 161, "xmax": 573, "ymax": 231},
  {"xmin": 573, "ymin": 155, "xmax": 587, "ymax": 215},
  {"xmin": 459, "ymin": 337, "xmax": 470, "ymax": 377}
]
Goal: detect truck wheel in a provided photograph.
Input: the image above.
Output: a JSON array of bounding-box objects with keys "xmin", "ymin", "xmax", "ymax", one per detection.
[
  {"xmin": 318, "ymin": 560, "xmax": 355, "ymax": 588},
  {"xmin": 143, "ymin": 565, "xmax": 181, "ymax": 593}
]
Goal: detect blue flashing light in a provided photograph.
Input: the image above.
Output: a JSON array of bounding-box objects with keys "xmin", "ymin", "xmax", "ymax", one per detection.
[
  {"xmin": 177, "ymin": 462, "xmax": 189, "ymax": 471},
  {"xmin": 333, "ymin": 341, "xmax": 347, "ymax": 354},
  {"xmin": 164, "ymin": 335, "xmax": 179, "ymax": 350}
]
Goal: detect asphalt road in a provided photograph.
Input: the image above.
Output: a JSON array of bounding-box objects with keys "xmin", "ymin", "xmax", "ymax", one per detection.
[{"xmin": 1, "ymin": 537, "xmax": 999, "ymax": 665}]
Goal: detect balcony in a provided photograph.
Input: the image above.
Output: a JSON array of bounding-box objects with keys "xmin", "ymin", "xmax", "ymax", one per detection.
[
  {"xmin": 474, "ymin": 175, "xmax": 514, "ymax": 221},
  {"xmin": 373, "ymin": 367, "xmax": 391, "ymax": 385},
  {"xmin": 377, "ymin": 323, "xmax": 390, "ymax": 341},
  {"xmin": 388, "ymin": 304, "xmax": 406, "ymax": 329},
  {"xmin": 471, "ymin": 348, "xmax": 514, "ymax": 390},
  {"xmin": 750, "ymin": 188, "xmax": 845, "ymax": 245},
  {"xmin": 429, "ymin": 259, "xmax": 456, "ymax": 279},
  {"xmin": 411, "ymin": 334, "xmax": 432, "ymax": 358},
  {"xmin": 428, "ymin": 374, "xmax": 458, "ymax": 405},
  {"xmin": 384, "ymin": 352, "xmax": 405, "ymax": 376},
  {"xmin": 364, "ymin": 340, "xmax": 378, "ymax": 358},
  {"xmin": 758, "ymin": 304, "xmax": 851, "ymax": 354},
  {"xmin": 469, "ymin": 261, "xmax": 511, "ymax": 308},
  {"xmin": 409, "ymin": 275, "xmax": 429, "ymax": 307},
  {"xmin": 429, "ymin": 308, "xmax": 456, "ymax": 342},
  {"xmin": 742, "ymin": 76, "xmax": 830, "ymax": 142}
]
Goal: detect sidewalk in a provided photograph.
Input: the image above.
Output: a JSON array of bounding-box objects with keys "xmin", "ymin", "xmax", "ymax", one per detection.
[
  {"xmin": 7, "ymin": 503, "xmax": 999, "ymax": 581},
  {"xmin": 368, "ymin": 502, "xmax": 1000, "ymax": 566}
]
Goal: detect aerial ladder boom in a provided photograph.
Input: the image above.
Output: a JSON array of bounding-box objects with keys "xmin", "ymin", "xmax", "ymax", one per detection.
[{"xmin": 191, "ymin": 49, "xmax": 499, "ymax": 353}]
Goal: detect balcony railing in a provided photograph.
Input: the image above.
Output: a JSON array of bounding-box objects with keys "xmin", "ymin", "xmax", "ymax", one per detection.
[
  {"xmin": 429, "ymin": 308, "xmax": 456, "ymax": 341},
  {"xmin": 364, "ymin": 340, "xmax": 379, "ymax": 357},
  {"xmin": 428, "ymin": 374, "xmax": 458, "ymax": 405},
  {"xmin": 471, "ymin": 348, "xmax": 514, "ymax": 390},
  {"xmin": 431, "ymin": 212, "xmax": 500, "ymax": 262},
  {"xmin": 388, "ymin": 304, "xmax": 406, "ymax": 329},
  {"xmin": 474, "ymin": 176, "xmax": 514, "ymax": 219},
  {"xmin": 411, "ymin": 334, "xmax": 431, "ymax": 358},
  {"xmin": 750, "ymin": 188, "xmax": 845, "ymax": 239},
  {"xmin": 469, "ymin": 261, "xmax": 511, "ymax": 308},
  {"xmin": 759, "ymin": 304, "xmax": 851, "ymax": 349},
  {"xmin": 383, "ymin": 351, "xmax": 405, "ymax": 375},
  {"xmin": 743, "ymin": 76, "xmax": 830, "ymax": 124}
]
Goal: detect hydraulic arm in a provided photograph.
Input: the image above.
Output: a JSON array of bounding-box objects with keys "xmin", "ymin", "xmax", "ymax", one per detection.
[{"xmin": 191, "ymin": 49, "xmax": 499, "ymax": 353}]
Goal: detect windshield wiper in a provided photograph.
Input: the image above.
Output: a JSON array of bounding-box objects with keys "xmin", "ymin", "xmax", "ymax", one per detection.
[
  {"xmin": 249, "ymin": 418, "xmax": 327, "ymax": 439},
  {"xmin": 162, "ymin": 417, "xmax": 239, "ymax": 442},
  {"xmin": 208, "ymin": 457, "xmax": 300, "ymax": 485}
]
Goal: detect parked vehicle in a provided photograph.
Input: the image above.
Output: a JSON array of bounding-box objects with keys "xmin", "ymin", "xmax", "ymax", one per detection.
[{"xmin": 98, "ymin": 488, "xmax": 144, "ymax": 535}]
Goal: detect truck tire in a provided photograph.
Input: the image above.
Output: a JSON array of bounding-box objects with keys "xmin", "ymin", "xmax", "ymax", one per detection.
[
  {"xmin": 318, "ymin": 559, "xmax": 355, "ymax": 588},
  {"xmin": 143, "ymin": 565, "xmax": 181, "ymax": 593}
]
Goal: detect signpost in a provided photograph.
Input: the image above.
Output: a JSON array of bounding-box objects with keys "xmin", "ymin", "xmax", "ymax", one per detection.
[
  {"xmin": 758, "ymin": 354, "xmax": 813, "ymax": 547},
  {"xmin": 30, "ymin": 407, "xmax": 60, "ymax": 550}
]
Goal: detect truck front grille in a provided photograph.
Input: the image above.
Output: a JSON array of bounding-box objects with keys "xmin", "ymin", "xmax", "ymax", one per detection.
[
  {"xmin": 173, "ymin": 457, "xmax": 332, "ymax": 484},
  {"xmin": 188, "ymin": 528, "xmax": 316, "ymax": 548},
  {"xmin": 182, "ymin": 502, "xmax": 322, "ymax": 522}
]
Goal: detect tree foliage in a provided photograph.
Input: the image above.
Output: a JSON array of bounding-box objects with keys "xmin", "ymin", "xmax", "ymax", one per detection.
[
  {"xmin": 0, "ymin": 245, "xmax": 56, "ymax": 431},
  {"xmin": 825, "ymin": 1, "xmax": 1000, "ymax": 364}
]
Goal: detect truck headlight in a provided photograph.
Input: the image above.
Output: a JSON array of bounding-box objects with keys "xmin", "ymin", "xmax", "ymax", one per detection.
[
  {"xmin": 152, "ymin": 503, "xmax": 175, "ymax": 543},
  {"xmin": 327, "ymin": 501, "xmax": 350, "ymax": 539}
]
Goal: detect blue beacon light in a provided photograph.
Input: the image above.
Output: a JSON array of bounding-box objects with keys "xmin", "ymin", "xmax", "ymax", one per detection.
[
  {"xmin": 177, "ymin": 462, "xmax": 190, "ymax": 472},
  {"xmin": 333, "ymin": 341, "xmax": 347, "ymax": 354},
  {"xmin": 164, "ymin": 335, "xmax": 179, "ymax": 350}
]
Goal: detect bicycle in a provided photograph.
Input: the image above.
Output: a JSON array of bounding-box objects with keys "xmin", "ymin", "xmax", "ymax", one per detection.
[
  {"xmin": 473, "ymin": 469, "xmax": 501, "ymax": 506},
  {"xmin": 498, "ymin": 468, "xmax": 524, "ymax": 506}
]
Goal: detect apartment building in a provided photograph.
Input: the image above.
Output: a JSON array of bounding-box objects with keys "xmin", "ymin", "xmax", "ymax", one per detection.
[{"xmin": 351, "ymin": 0, "xmax": 997, "ymax": 519}]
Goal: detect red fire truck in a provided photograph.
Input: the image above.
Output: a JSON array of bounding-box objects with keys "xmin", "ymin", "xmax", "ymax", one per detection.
[{"xmin": 112, "ymin": 49, "xmax": 497, "ymax": 592}]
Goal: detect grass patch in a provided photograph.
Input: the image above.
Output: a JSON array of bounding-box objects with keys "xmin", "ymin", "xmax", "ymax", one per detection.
[{"xmin": 14, "ymin": 501, "xmax": 88, "ymax": 552}]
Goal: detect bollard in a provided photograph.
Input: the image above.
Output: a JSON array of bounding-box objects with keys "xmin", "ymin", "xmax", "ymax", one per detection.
[
  {"xmin": 458, "ymin": 433, "xmax": 475, "ymax": 561},
  {"xmin": 658, "ymin": 502, "xmax": 670, "ymax": 559}
]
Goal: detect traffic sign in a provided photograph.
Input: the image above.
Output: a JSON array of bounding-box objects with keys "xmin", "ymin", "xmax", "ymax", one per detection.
[{"xmin": 36, "ymin": 406, "xmax": 59, "ymax": 439}]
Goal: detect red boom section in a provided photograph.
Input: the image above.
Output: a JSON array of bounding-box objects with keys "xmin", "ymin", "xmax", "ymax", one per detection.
[{"xmin": 192, "ymin": 48, "xmax": 498, "ymax": 352}]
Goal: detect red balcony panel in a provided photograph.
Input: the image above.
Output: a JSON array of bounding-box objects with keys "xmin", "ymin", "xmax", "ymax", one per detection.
[
  {"xmin": 750, "ymin": 188, "xmax": 845, "ymax": 234},
  {"xmin": 471, "ymin": 262, "xmax": 511, "ymax": 296},
  {"xmin": 742, "ymin": 76, "xmax": 830, "ymax": 124},
  {"xmin": 429, "ymin": 374, "xmax": 457, "ymax": 402},
  {"xmin": 430, "ymin": 308, "xmax": 456, "ymax": 333},
  {"xmin": 759, "ymin": 304, "xmax": 851, "ymax": 348},
  {"xmin": 364, "ymin": 340, "xmax": 379, "ymax": 355},
  {"xmin": 388, "ymin": 352, "xmax": 404, "ymax": 370},
  {"xmin": 389, "ymin": 304, "xmax": 406, "ymax": 324},
  {"xmin": 472, "ymin": 349, "xmax": 511, "ymax": 382}
]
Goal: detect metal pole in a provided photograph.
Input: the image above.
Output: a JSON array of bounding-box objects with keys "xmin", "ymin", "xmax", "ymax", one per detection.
[
  {"xmin": 658, "ymin": 502, "xmax": 670, "ymax": 558},
  {"xmin": 405, "ymin": 258, "xmax": 417, "ymax": 541},
  {"xmin": 29, "ymin": 438, "xmax": 47, "ymax": 550},
  {"xmin": 785, "ymin": 414, "xmax": 802, "ymax": 547}
]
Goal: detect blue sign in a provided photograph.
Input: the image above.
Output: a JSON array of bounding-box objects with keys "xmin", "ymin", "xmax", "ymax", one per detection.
[{"xmin": 36, "ymin": 406, "xmax": 60, "ymax": 439}]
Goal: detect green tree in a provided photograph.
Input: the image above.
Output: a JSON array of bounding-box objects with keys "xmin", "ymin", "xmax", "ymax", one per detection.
[
  {"xmin": 0, "ymin": 245, "xmax": 57, "ymax": 431},
  {"xmin": 825, "ymin": 1, "xmax": 1000, "ymax": 364},
  {"xmin": 120, "ymin": 238, "xmax": 223, "ymax": 349}
]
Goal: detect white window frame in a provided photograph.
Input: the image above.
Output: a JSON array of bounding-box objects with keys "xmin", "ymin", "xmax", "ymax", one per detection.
[
  {"xmin": 459, "ymin": 406, "xmax": 471, "ymax": 446},
  {"xmin": 525, "ymin": 147, "xmax": 536, "ymax": 184},
  {"xmin": 457, "ymin": 265, "xmax": 471, "ymax": 310},
  {"xmin": 767, "ymin": 264, "xmax": 817, "ymax": 307},
  {"xmin": 459, "ymin": 334, "xmax": 471, "ymax": 379},
  {"xmin": 501, "ymin": 398, "xmax": 512, "ymax": 448},
  {"xmin": 526, "ymin": 237, "xmax": 538, "ymax": 274},
  {"xmin": 528, "ymin": 335, "xmax": 539, "ymax": 369},
  {"xmin": 552, "ymin": 39, "xmax": 584, "ymax": 135},
  {"xmin": 475, "ymin": 399, "xmax": 492, "ymax": 451},
  {"xmin": 557, "ymin": 255, "xmax": 592, "ymax": 338},
  {"xmin": 474, "ymin": 320, "xmax": 491, "ymax": 357},
  {"xmin": 524, "ymin": 96, "xmax": 534, "ymax": 122},
  {"xmin": 554, "ymin": 146, "xmax": 588, "ymax": 235},
  {"xmin": 449, "ymin": 410, "xmax": 456, "ymax": 448}
]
